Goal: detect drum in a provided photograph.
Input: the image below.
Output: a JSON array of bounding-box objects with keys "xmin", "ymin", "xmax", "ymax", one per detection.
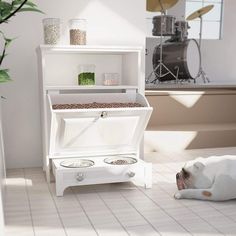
[
  {"xmin": 152, "ymin": 15, "xmax": 175, "ymax": 36},
  {"xmin": 175, "ymin": 21, "xmax": 189, "ymax": 41},
  {"xmin": 152, "ymin": 39, "xmax": 201, "ymax": 81}
]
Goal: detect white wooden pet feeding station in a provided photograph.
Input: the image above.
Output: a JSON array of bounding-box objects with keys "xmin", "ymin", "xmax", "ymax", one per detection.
[{"xmin": 37, "ymin": 45, "xmax": 153, "ymax": 196}]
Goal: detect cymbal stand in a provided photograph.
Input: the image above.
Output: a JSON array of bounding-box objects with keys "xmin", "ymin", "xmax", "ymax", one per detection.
[{"xmin": 196, "ymin": 15, "xmax": 210, "ymax": 83}]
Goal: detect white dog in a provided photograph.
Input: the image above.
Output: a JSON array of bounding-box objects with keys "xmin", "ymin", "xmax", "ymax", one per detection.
[{"xmin": 175, "ymin": 155, "xmax": 236, "ymax": 201}]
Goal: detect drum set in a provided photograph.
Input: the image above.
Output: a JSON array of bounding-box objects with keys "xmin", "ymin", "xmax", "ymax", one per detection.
[{"xmin": 146, "ymin": 0, "xmax": 214, "ymax": 85}]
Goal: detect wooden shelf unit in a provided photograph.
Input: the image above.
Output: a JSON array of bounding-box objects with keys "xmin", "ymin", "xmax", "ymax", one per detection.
[{"xmin": 37, "ymin": 45, "xmax": 147, "ymax": 183}]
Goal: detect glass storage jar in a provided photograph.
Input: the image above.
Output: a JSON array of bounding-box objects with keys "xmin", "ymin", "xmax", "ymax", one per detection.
[
  {"xmin": 43, "ymin": 18, "xmax": 61, "ymax": 45},
  {"xmin": 69, "ymin": 19, "xmax": 87, "ymax": 45},
  {"xmin": 103, "ymin": 73, "xmax": 120, "ymax": 86},
  {"xmin": 78, "ymin": 64, "xmax": 95, "ymax": 85}
]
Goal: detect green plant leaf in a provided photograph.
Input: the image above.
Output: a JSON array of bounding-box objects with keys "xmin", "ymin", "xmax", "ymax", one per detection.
[
  {"xmin": 12, "ymin": 0, "xmax": 37, "ymax": 8},
  {"xmin": 0, "ymin": 0, "xmax": 43, "ymax": 24},
  {"xmin": 5, "ymin": 38, "xmax": 14, "ymax": 47},
  {"xmin": 0, "ymin": 69, "xmax": 11, "ymax": 83},
  {"xmin": 0, "ymin": 54, "xmax": 8, "ymax": 62},
  {"xmin": 18, "ymin": 7, "xmax": 44, "ymax": 14},
  {"xmin": 0, "ymin": 1, "xmax": 13, "ymax": 18},
  {"xmin": 0, "ymin": 2, "xmax": 12, "ymax": 11},
  {"xmin": 0, "ymin": 31, "xmax": 14, "ymax": 47}
]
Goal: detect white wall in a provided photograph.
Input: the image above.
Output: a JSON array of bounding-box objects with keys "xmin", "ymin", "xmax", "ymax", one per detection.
[
  {"xmin": 0, "ymin": 101, "xmax": 5, "ymax": 235},
  {"xmin": 0, "ymin": 0, "xmax": 146, "ymax": 168},
  {"xmin": 146, "ymin": 0, "xmax": 236, "ymax": 84}
]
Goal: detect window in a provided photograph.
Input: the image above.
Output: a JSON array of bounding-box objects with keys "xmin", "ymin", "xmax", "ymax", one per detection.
[{"xmin": 185, "ymin": 0, "xmax": 224, "ymax": 39}]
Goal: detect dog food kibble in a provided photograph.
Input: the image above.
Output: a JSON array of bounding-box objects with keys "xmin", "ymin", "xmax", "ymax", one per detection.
[
  {"xmin": 70, "ymin": 29, "xmax": 86, "ymax": 45},
  {"xmin": 110, "ymin": 160, "xmax": 129, "ymax": 165},
  {"xmin": 52, "ymin": 102, "xmax": 143, "ymax": 110}
]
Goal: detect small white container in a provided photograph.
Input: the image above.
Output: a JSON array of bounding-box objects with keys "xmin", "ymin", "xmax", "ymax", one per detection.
[
  {"xmin": 103, "ymin": 73, "xmax": 120, "ymax": 86},
  {"xmin": 43, "ymin": 18, "xmax": 61, "ymax": 45}
]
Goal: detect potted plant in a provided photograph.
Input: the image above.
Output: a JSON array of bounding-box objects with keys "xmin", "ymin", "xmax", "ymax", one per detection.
[
  {"xmin": 0, "ymin": 0, "xmax": 42, "ymax": 82},
  {"xmin": 0, "ymin": 2, "xmax": 42, "ymax": 233}
]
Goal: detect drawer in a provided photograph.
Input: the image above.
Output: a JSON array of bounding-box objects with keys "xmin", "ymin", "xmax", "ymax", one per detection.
[{"xmin": 52, "ymin": 155, "xmax": 152, "ymax": 196}]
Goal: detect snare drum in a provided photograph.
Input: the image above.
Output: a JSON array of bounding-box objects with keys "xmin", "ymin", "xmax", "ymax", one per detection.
[
  {"xmin": 152, "ymin": 15, "xmax": 175, "ymax": 36},
  {"xmin": 152, "ymin": 39, "xmax": 201, "ymax": 81}
]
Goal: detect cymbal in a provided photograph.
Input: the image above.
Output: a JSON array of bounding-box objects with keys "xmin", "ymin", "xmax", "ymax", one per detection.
[
  {"xmin": 146, "ymin": 0, "xmax": 179, "ymax": 12},
  {"xmin": 186, "ymin": 4, "xmax": 214, "ymax": 21}
]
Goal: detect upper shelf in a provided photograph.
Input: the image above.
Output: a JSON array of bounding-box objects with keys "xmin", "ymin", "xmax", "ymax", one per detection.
[
  {"xmin": 37, "ymin": 45, "xmax": 143, "ymax": 91},
  {"xmin": 38, "ymin": 45, "xmax": 143, "ymax": 54}
]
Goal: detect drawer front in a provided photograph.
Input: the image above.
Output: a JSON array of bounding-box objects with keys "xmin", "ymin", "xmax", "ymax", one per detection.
[{"xmin": 56, "ymin": 164, "xmax": 143, "ymax": 186}]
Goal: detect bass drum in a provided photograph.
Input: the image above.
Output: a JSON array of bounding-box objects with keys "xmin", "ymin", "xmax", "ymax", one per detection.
[{"xmin": 153, "ymin": 39, "xmax": 201, "ymax": 81}]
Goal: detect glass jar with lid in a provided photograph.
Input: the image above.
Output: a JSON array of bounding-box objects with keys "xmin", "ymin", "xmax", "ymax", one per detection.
[
  {"xmin": 69, "ymin": 19, "xmax": 87, "ymax": 45},
  {"xmin": 43, "ymin": 18, "xmax": 61, "ymax": 45},
  {"xmin": 103, "ymin": 73, "xmax": 120, "ymax": 86},
  {"xmin": 78, "ymin": 64, "xmax": 95, "ymax": 85}
]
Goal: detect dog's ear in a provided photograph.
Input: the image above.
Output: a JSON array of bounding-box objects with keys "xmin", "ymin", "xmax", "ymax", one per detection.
[{"xmin": 193, "ymin": 162, "xmax": 205, "ymax": 171}]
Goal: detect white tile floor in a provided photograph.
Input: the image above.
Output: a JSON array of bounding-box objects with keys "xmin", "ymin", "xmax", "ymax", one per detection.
[{"xmin": 4, "ymin": 148, "xmax": 236, "ymax": 236}]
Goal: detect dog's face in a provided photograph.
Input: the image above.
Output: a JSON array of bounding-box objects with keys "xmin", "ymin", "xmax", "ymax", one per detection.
[{"xmin": 176, "ymin": 161, "xmax": 212, "ymax": 190}]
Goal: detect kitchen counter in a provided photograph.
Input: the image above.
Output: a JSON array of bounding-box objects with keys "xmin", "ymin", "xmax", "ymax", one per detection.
[{"xmin": 145, "ymin": 82, "xmax": 236, "ymax": 93}]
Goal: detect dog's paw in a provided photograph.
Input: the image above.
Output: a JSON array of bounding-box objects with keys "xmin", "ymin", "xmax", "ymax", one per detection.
[{"xmin": 174, "ymin": 191, "xmax": 182, "ymax": 199}]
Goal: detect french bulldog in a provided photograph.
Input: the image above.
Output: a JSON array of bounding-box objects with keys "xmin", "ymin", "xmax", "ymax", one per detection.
[{"xmin": 175, "ymin": 155, "xmax": 236, "ymax": 201}]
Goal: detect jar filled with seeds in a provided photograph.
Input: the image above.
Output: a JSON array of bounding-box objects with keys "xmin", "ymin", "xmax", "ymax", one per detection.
[
  {"xmin": 78, "ymin": 64, "xmax": 95, "ymax": 85},
  {"xmin": 43, "ymin": 18, "xmax": 61, "ymax": 45},
  {"xmin": 69, "ymin": 19, "xmax": 87, "ymax": 45}
]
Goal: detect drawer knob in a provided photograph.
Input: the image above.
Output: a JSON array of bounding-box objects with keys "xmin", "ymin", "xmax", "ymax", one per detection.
[
  {"xmin": 101, "ymin": 111, "xmax": 108, "ymax": 118},
  {"xmin": 76, "ymin": 173, "xmax": 84, "ymax": 182},
  {"xmin": 127, "ymin": 171, "xmax": 135, "ymax": 178}
]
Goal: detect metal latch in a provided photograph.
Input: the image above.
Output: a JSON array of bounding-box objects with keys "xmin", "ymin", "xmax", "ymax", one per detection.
[{"xmin": 101, "ymin": 111, "xmax": 108, "ymax": 118}]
